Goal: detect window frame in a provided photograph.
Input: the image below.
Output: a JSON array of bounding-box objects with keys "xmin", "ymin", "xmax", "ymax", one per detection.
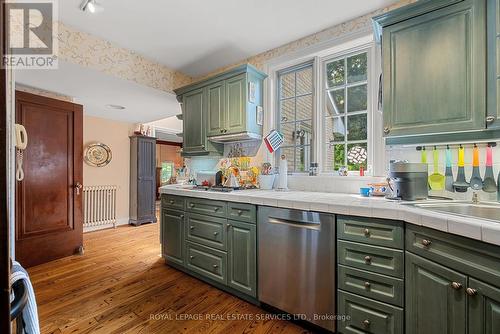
[
  {"xmin": 265, "ymin": 34, "xmax": 383, "ymax": 176},
  {"xmin": 320, "ymin": 48, "xmax": 372, "ymax": 175},
  {"xmin": 275, "ymin": 60, "xmax": 315, "ymax": 173}
]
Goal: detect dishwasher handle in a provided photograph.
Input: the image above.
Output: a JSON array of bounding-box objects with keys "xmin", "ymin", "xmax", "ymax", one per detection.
[{"xmin": 268, "ymin": 217, "xmax": 321, "ymax": 230}]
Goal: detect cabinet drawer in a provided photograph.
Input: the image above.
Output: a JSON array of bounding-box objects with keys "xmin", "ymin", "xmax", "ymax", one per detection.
[
  {"xmin": 186, "ymin": 213, "xmax": 227, "ymax": 251},
  {"xmin": 162, "ymin": 194, "xmax": 185, "ymax": 211},
  {"xmin": 338, "ymin": 216, "xmax": 404, "ymax": 249},
  {"xmin": 186, "ymin": 198, "xmax": 227, "ymax": 217},
  {"xmin": 406, "ymin": 225, "xmax": 500, "ymax": 288},
  {"xmin": 228, "ymin": 202, "xmax": 256, "ymax": 223},
  {"xmin": 185, "ymin": 241, "xmax": 226, "ymax": 284},
  {"xmin": 338, "ymin": 290, "xmax": 403, "ymax": 334},
  {"xmin": 338, "ymin": 240, "xmax": 404, "ymax": 278},
  {"xmin": 338, "ymin": 265, "xmax": 404, "ymax": 307}
]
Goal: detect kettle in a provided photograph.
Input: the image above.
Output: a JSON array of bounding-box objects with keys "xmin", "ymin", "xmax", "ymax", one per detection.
[{"xmin": 387, "ymin": 162, "xmax": 428, "ymax": 201}]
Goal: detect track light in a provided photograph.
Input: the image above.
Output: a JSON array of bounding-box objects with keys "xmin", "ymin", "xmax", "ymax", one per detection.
[{"xmin": 80, "ymin": 0, "xmax": 104, "ymax": 13}]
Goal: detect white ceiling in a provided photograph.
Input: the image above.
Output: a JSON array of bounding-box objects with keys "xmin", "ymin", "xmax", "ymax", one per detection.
[
  {"xmin": 60, "ymin": 0, "xmax": 399, "ymax": 77},
  {"xmin": 15, "ymin": 60, "xmax": 181, "ymax": 124}
]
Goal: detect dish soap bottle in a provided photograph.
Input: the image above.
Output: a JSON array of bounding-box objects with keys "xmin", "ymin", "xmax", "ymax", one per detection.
[
  {"xmin": 276, "ymin": 154, "xmax": 288, "ymax": 191},
  {"xmin": 498, "ymin": 172, "xmax": 500, "ymax": 202}
]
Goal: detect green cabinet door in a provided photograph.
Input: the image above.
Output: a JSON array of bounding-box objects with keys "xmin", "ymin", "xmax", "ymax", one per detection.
[
  {"xmin": 486, "ymin": 0, "xmax": 500, "ymax": 128},
  {"xmin": 182, "ymin": 88, "xmax": 206, "ymax": 154},
  {"xmin": 406, "ymin": 252, "xmax": 467, "ymax": 334},
  {"xmin": 225, "ymin": 73, "xmax": 247, "ymax": 135},
  {"xmin": 227, "ymin": 220, "xmax": 256, "ymax": 297},
  {"xmin": 206, "ymin": 81, "xmax": 226, "ymax": 137},
  {"xmin": 162, "ymin": 209, "xmax": 185, "ymax": 266},
  {"xmin": 381, "ymin": 0, "xmax": 486, "ymax": 137},
  {"xmin": 468, "ymin": 278, "xmax": 500, "ymax": 334}
]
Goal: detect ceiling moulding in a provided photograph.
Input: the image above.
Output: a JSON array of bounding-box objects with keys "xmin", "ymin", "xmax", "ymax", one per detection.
[
  {"xmin": 16, "ymin": 84, "xmax": 74, "ymax": 103},
  {"xmin": 192, "ymin": 0, "xmax": 416, "ymax": 84},
  {"xmin": 57, "ymin": 22, "xmax": 193, "ymax": 93}
]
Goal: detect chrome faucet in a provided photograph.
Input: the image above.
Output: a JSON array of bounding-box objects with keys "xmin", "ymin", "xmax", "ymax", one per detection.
[{"xmin": 472, "ymin": 191, "xmax": 480, "ymax": 204}]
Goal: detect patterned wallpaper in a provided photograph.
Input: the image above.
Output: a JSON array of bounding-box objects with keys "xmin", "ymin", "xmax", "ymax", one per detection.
[
  {"xmin": 193, "ymin": 0, "xmax": 416, "ymax": 83},
  {"xmin": 58, "ymin": 22, "xmax": 192, "ymax": 93}
]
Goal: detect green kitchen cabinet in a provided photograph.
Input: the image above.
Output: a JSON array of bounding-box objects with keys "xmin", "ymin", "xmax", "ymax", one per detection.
[
  {"xmin": 224, "ymin": 73, "xmax": 247, "ymax": 135},
  {"xmin": 487, "ymin": 0, "xmax": 500, "ymax": 128},
  {"xmin": 406, "ymin": 252, "xmax": 467, "ymax": 334},
  {"xmin": 174, "ymin": 65, "xmax": 266, "ymax": 155},
  {"xmin": 373, "ymin": 0, "xmax": 487, "ymax": 139},
  {"xmin": 162, "ymin": 209, "xmax": 185, "ymax": 266},
  {"xmin": 227, "ymin": 220, "xmax": 257, "ymax": 298},
  {"xmin": 468, "ymin": 278, "xmax": 500, "ymax": 334},
  {"xmin": 206, "ymin": 81, "xmax": 226, "ymax": 137}
]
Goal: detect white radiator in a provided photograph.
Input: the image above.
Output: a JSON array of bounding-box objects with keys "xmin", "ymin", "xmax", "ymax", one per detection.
[{"xmin": 83, "ymin": 185, "xmax": 117, "ymax": 230}]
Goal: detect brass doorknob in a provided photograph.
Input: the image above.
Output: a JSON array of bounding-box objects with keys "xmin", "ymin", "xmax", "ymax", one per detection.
[
  {"xmin": 451, "ymin": 282, "xmax": 462, "ymax": 290},
  {"xmin": 364, "ymin": 282, "xmax": 371, "ymax": 289},
  {"xmin": 466, "ymin": 288, "xmax": 477, "ymax": 296},
  {"xmin": 364, "ymin": 228, "xmax": 370, "ymax": 236},
  {"xmin": 422, "ymin": 239, "xmax": 432, "ymax": 247},
  {"xmin": 362, "ymin": 319, "xmax": 370, "ymax": 327}
]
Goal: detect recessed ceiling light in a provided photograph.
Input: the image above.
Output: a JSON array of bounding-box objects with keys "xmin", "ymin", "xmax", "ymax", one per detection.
[
  {"xmin": 106, "ymin": 104, "xmax": 126, "ymax": 110},
  {"xmin": 80, "ymin": 0, "xmax": 104, "ymax": 14}
]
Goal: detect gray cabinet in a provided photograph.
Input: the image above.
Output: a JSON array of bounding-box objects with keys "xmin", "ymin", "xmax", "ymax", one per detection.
[
  {"xmin": 174, "ymin": 64, "xmax": 266, "ymax": 156},
  {"xmin": 487, "ymin": 0, "xmax": 500, "ymax": 128},
  {"xmin": 468, "ymin": 278, "xmax": 500, "ymax": 334},
  {"xmin": 129, "ymin": 135, "xmax": 156, "ymax": 226},
  {"xmin": 405, "ymin": 252, "xmax": 467, "ymax": 334},
  {"xmin": 227, "ymin": 220, "xmax": 256, "ymax": 297},
  {"xmin": 160, "ymin": 195, "xmax": 257, "ymax": 300},
  {"xmin": 162, "ymin": 209, "xmax": 184, "ymax": 266},
  {"xmin": 373, "ymin": 0, "xmax": 487, "ymax": 140}
]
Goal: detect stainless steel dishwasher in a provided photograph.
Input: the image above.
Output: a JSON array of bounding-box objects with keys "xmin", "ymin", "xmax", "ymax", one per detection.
[{"xmin": 258, "ymin": 206, "xmax": 336, "ymax": 332}]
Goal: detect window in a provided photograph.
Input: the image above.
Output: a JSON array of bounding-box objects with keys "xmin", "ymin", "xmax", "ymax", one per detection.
[
  {"xmin": 323, "ymin": 52, "xmax": 369, "ymax": 172},
  {"xmin": 276, "ymin": 62, "xmax": 314, "ymax": 173}
]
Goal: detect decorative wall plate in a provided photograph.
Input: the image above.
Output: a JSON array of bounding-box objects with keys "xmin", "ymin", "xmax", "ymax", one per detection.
[{"xmin": 84, "ymin": 143, "xmax": 112, "ymax": 167}]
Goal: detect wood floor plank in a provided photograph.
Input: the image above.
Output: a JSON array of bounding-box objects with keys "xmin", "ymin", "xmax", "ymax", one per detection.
[{"xmin": 28, "ymin": 223, "xmax": 312, "ymax": 334}]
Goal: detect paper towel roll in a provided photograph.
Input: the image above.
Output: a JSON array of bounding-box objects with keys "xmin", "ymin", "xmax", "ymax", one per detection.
[{"xmin": 277, "ymin": 154, "xmax": 288, "ymax": 191}]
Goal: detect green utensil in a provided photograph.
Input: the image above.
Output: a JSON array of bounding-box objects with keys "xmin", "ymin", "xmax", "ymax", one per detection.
[
  {"xmin": 428, "ymin": 148, "xmax": 445, "ymax": 190},
  {"xmin": 421, "ymin": 147, "xmax": 427, "ymax": 164}
]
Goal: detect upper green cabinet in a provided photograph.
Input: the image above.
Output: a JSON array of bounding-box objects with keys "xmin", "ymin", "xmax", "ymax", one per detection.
[
  {"xmin": 373, "ymin": 0, "xmax": 487, "ymax": 140},
  {"xmin": 175, "ymin": 65, "xmax": 267, "ymax": 156},
  {"xmin": 487, "ymin": 0, "xmax": 500, "ymax": 129}
]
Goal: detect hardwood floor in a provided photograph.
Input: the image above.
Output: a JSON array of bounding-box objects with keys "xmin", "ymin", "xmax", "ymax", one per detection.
[{"xmin": 28, "ymin": 223, "xmax": 311, "ymax": 334}]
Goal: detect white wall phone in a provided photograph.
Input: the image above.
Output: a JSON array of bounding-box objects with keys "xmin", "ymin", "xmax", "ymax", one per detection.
[{"xmin": 15, "ymin": 124, "xmax": 28, "ymax": 181}]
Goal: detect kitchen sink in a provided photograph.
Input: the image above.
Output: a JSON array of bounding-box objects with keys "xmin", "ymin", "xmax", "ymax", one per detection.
[{"xmin": 406, "ymin": 201, "xmax": 500, "ymax": 223}]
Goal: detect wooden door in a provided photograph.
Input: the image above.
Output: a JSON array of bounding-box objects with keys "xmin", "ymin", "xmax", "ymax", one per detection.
[
  {"xmin": 182, "ymin": 89, "xmax": 206, "ymax": 154},
  {"xmin": 15, "ymin": 91, "xmax": 83, "ymax": 268},
  {"xmin": 225, "ymin": 74, "xmax": 247, "ymax": 134},
  {"xmin": 406, "ymin": 252, "xmax": 467, "ymax": 334},
  {"xmin": 468, "ymin": 277, "xmax": 500, "ymax": 334},
  {"xmin": 227, "ymin": 220, "xmax": 256, "ymax": 297},
  {"xmin": 382, "ymin": 0, "xmax": 486, "ymax": 137},
  {"xmin": 206, "ymin": 81, "xmax": 225, "ymax": 137}
]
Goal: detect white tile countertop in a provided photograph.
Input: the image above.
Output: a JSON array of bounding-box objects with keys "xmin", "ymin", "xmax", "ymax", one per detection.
[{"xmin": 159, "ymin": 185, "xmax": 500, "ymax": 246}]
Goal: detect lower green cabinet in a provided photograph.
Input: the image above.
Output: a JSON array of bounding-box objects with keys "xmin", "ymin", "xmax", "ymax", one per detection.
[
  {"xmin": 161, "ymin": 195, "xmax": 257, "ymax": 300},
  {"xmin": 162, "ymin": 209, "xmax": 185, "ymax": 266},
  {"xmin": 468, "ymin": 278, "xmax": 500, "ymax": 334},
  {"xmin": 405, "ymin": 252, "xmax": 467, "ymax": 334},
  {"xmin": 227, "ymin": 220, "xmax": 256, "ymax": 298}
]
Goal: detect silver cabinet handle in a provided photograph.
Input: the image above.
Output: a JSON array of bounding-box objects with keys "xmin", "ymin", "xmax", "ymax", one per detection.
[
  {"xmin": 364, "ymin": 282, "xmax": 371, "ymax": 289},
  {"xmin": 180, "ymin": 215, "xmax": 184, "ymax": 219},
  {"xmin": 190, "ymin": 226, "xmax": 195, "ymax": 230},
  {"xmin": 237, "ymin": 210, "xmax": 243, "ymax": 216},
  {"xmin": 466, "ymin": 288, "xmax": 477, "ymax": 296},
  {"xmin": 190, "ymin": 256, "xmax": 194, "ymax": 259},
  {"xmin": 362, "ymin": 319, "xmax": 370, "ymax": 328},
  {"xmin": 214, "ymin": 207, "xmax": 219, "ymax": 212},
  {"xmin": 364, "ymin": 256, "xmax": 372, "ymax": 264},
  {"xmin": 189, "ymin": 203, "xmax": 195, "ymax": 208},
  {"xmin": 364, "ymin": 228, "xmax": 370, "ymax": 237},
  {"xmin": 422, "ymin": 239, "xmax": 432, "ymax": 247},
  {"xmin": 486, "ymin": 116, "xmax": 495, "ymax": 124},
  {"xmin": 213, "ymin": 232, "xmax": 218, "ymax": 236},
  {"xmin": 227, "ymin": 224, "xmax": 232, "ymax": 229},
  {"xmin": 383, "ymin": 126, "xmax": 390, "ymax": 134},
  {"xmin": 451, "ymin": 282, "xmax": 462, "ymax": 290},
  {"xmin": 213, "ymin": 264, "xmax": 218, "ymax": 269}
]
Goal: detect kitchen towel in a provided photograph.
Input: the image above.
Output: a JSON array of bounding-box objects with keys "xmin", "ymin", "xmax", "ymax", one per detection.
[{"xmin": 10, "ymin": 261, "xmax": 40, "ymax": 334}]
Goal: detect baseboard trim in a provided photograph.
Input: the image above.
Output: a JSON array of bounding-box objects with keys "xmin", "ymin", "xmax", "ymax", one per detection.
[{"xmin": 83, "ymin": 218, "xmax": 129, "ymax": 233}]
